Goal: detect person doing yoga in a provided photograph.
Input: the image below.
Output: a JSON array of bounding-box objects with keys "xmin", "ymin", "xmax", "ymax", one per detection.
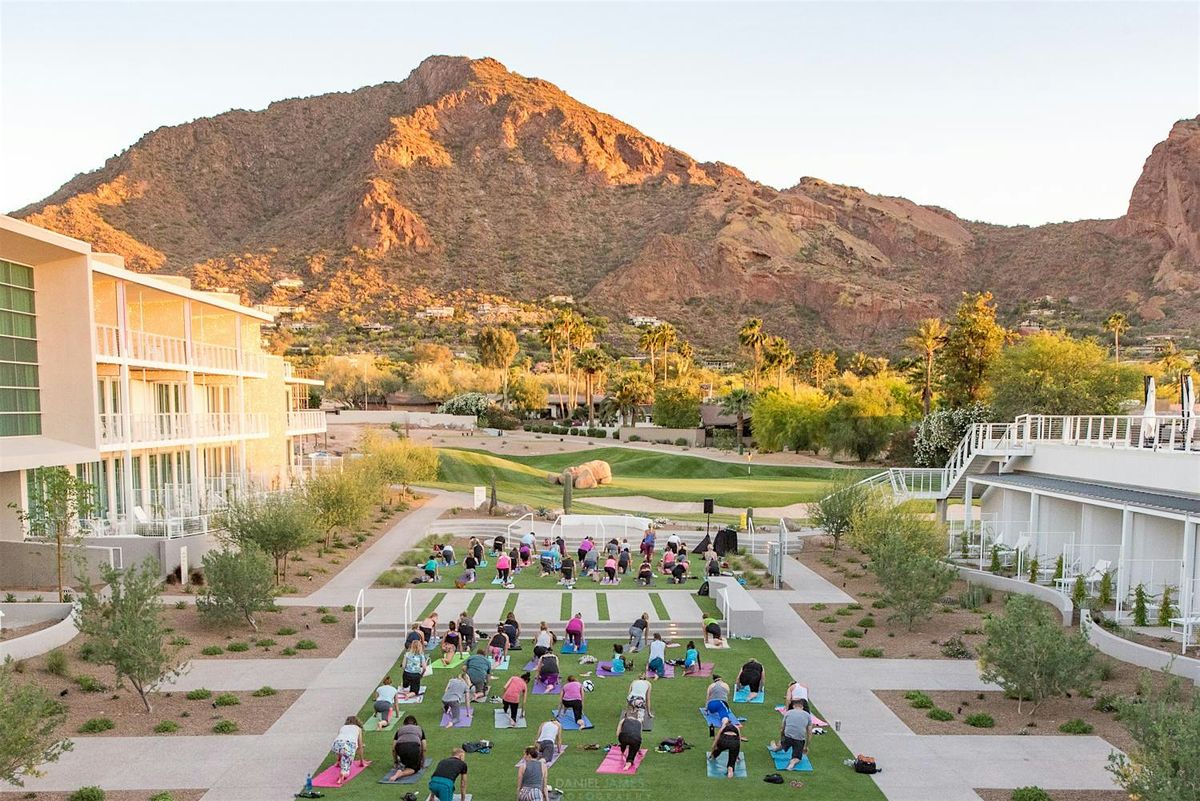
[
  {"xmin": 386, "ymin": 715, "xmax": 426, "ymax": 781},
  {"xmin": 427, "ymin": 747, "xmax": 468, "ymax": 801},
  {"xmin": 328, "ymin": 716, "xmax": 370, "ymax": 786},
  {"xmin": 535, "ymin": 652, "xmax": 560, "ymax": 689},
  {"xmin": 710, "ymin": 715, "xmax": 746, "ymax": 777},
  {"xmin": 559, "ymin": 675, "xmax": 585, "ymax": 724},
  {"xmin": 736, "ymin": 658, "xmax": 766, "ymax": 701},
  {"xmin": 615, "ymin": 711, "xmax": 643, "ymax": 771},
  {"xmin": 516, "ymin": 745, "xmax": 548, "ymax": 801},
  {"xmin": 501, "ymin": 671, "xmax": 529, "ymax": 728}
]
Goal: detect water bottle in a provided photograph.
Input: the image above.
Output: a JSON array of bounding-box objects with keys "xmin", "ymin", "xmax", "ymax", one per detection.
[{"xmin": 304, "ymin": 773, "xmax": 313, "ymax": 794}]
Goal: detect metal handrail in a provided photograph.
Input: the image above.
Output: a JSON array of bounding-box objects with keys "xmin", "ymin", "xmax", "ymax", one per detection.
[{"xmin": 354, "ymin": 588, "xmax": 367, "ymax": 639}]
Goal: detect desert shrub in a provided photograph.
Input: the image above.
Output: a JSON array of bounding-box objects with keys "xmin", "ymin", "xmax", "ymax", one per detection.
[
  {"xmin": 1058, "ymin": 718, "xmax": 1094, "ymax": 734},
  {"xmin": 78, "ymin": 717, "xmax": 115, "ymax": 733},
  {"xmin": 861, "ymin": 647, "xmax": 884, "ymax": 658},
  {"xmin": 835, "ymin": 607, "xmax": 853, "ymax": 617},
  {"xmin": 842, "ymin": 628, "xmax": 864, "ymax": 638},
  {"xmin": 811, "ymin": 603, "xmax": 827, "ymax": 610},
  {"xmin": 940, "ymin": 636, "xmax": 974, "ymax": 660},
  {"xmin": 211, "ymin": 719, "xmax": 239, "ymax": 734},
  {"xmin": 200, "ymin": 646, "xmax": 224, "ymax": 656},
  {"xmin": 185, "ymin": 689, "xmax": 212, "ymax": 700},
  {"xmin": 295, "ymin": 639, "xmax": 318, "ymax": 650},
  {"xmin": 213, "ymin": 693, "xmax": 240, "ymax": 707},
  {"xmin": 965, "ymin": 713, "xmax": 995, "ymax": 728},
  {"xmin": 958, "ymin": 584, "xmax": 992, "ymax": 609},
  {"xmin": 281, "ymin": 647, "xmax": 297, "ymax": 656},
  {"xmin": 255, "ymin": 638, "xmax": 277, "ymax": 648},
  {"xmin": 74, "ymin": 675, "xmax": 106, "ymax": 693},
  {"xmin": 1011, "ymin": 788, "xmax": 1051, "ymax": 801},
  {"xmin": 67, "ymin": 788, "xmax": 105, "ymax": 801},
  {"xmin": 857, "ymin": 616, "xmax": 876, "ymax": 628},
  {"xmin": 341, "ymin": 604, "xmax": 355, "ymax": 612},
  {"xmin": 44, "ymin": 649, "xmax": 68, "ymax": 676},
  {"xmin": 225, "ymin": 642, "xmax": 250, "ymax": 653},
  {"xmin": 836, "ymin": 639, "xmax": 859, "ymax": 649},
  {"xmin": 871, "ymin": 599, "xmax": 889, "ymax": 609},
  {"xmin": 169, "ymin": 636, "xmax": 191, "ymax": 647},
  {"xmin": 320, "ymin": 615, "xmax": 338, "ymax": 624},
  {"xmin": 148, "ymin": 794, "xmax": 176, "ymax": 801},
  {"xmin": 818, "ymin": 615, "xmax": 838, "ymax": 624},
  {"xmin": 905, "ymin": 691, "xmax": 934, "ymax": 709},
  {"xmin": 276, "ymin": 626, "xmax": 298, "ymax": 636},
  {"xmin": 927, "ymin": 707, "xmax": 954, "ymax": 721},
  {"xmin": 153, "ymin": 720, "xmax": 180, "ymax": 733},
  {"xmin": 252, "ymin": 686, "xmax": 277, "ymax": 697}
]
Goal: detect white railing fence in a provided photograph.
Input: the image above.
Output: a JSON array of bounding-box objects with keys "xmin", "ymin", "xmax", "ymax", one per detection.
[
  {"xmin": 1116, "ymin": 559, "xmax": 1185, "ymax": 620},
  {"xmin": 354, "ymin": 588, "xmax": 367, "ymax": 639},
  {"xmin": 718, "ymin": 586, "xmax": 732, "ymax": 638},
  {"xmin": 505, "ymin": 513, "xmax": 536, "ymax": 551},
  {"xmin": 1013, "ymin": 414, "xmax": 1199, "ymax": 453},
  {"xmin": 401, "ymin": 589, "xmax": 414, "ymax": 633}
]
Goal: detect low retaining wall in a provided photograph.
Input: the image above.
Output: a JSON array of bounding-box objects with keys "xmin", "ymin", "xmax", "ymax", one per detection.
[
  {"xmin": 0, "ymin": 541, "xmax": 115, "ymax": 588},
  {"xmin": 619, "ymin": 426, "xmax": 705, "ymax": 447},
  {"xmin": 328, "ymin": 411, "xmax": 476, "ymax": 429},
  {"xmin": 1081, "ymin": 615, "xmax": 1200, "ymax": 683},
  {"xmin": 955, "ymin": 566, "xmax": 1074, "ymax": 625},
  {"xmin": 707, "ymin": 575, "xmax": 763, "ymax": 637},
  {"xmin": 0, "ymin": 602, "xmax": 77, "ymax": 661}
]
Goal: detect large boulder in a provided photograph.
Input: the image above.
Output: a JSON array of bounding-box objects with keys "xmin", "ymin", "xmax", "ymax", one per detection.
[{"xmin": 546, "ymin": 460, "xmax": 613, "ymax": 489}]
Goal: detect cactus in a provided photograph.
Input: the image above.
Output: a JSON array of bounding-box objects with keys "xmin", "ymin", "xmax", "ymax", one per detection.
[
  {"xmin": 489, "ymin": 477, "xmax": 497, "ymax": 515},
  {"xmin": 1133, "ymin": 584, "xmax": 1148, "ymax": 626},
  {"xmin": 1028, "ymin": 558, "xmax": 1039, "ymax": 583},
  {"xmin": 562, "ymin": 472, "xmax": 574, "ymax": 514}
]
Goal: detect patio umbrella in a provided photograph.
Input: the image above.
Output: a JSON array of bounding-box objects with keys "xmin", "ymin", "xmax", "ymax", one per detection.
[
  {"xmin": 1182, "ymin": 372, "xmax": 1195, "ymax": 442},
  {"xmin": 1140, "ymin": 375, "xmax": 1157, "ymax": 444}
]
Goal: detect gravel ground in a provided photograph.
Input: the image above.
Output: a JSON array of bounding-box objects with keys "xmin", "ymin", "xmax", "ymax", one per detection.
[{"xmin": 975, "ymin": 789, "xmax": 1128, "ymax": 801}]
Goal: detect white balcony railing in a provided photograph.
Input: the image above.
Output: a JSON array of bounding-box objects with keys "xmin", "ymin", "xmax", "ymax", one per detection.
[
  {"xmin": 94, "ymin": 324, "xmax": 270, "ymax": 375},
  {"xmin": 287, "ymin": 409, "xmax": 326, "ymax": 433},
  {"xmin": 98, "ymin": 412, "xmax": 268, "ymax": 447},
  {"xmin": 1013, "ymin": 414, "xmax": 1199, "ymax": 453},
  {"xmin": 240, "ymin": 349, "xmax": 269, "ymax": 375},
  {"xmin": 95, "ymin": 323, "xmax": 122, "ymax": 358},
  {"xmin": 192, "ymin": 341, "xmax": 239, "ymax": 372}
]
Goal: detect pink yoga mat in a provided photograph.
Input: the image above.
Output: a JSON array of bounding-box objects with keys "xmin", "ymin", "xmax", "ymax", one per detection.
[
  {"xmin": 684, "ymin": 662, "xmax": 714, "ymax": 677},
  {"xmin": 774, "ymin": 705, "xmax": 829, "ymax": 728},
  {"xmin": 311, "ymin": 759, "xmax": 369, "ymax": 787},
  {"xmin": 439, "ymin": 708, "xmax": 474, "ymax": 728},
  {"xmin": 596, "ymin": 746, "xmax": 648, "ymax": 774}
]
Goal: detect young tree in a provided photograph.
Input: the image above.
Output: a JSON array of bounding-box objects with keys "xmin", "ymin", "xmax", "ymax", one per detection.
[
  {"xmin": 825, "ymin": 372, "xmax": 919, "ymax": 462},
  {"xmin": 652, "ymin": 384, "xmax": 701, "ymax": 428},
  {"xmin": 805, "ymin": 348, "xmax": 838, "ymax": 389},
  {"xmin": 305, "ymin": 468, "xmax": 375, "ymax": 549},
  {"xmin": 1108, "ymin": 674, "xmax": 1200, "ymax": 801},
  {"xmin": 507, "ymin": 369, "xmax": 549, "ymax": 416},
  {"xmin": 871, "ymin": 532, "xmax": 957, "ymax": 629},
  {"xmin": 75, "ymin": 558, "xmax": 182, "ymax": 713},
  {"xmin": 219, "ymin": 492, "xmax": 318, "ymax": 582},
  {"xmin": 362, "ymin": 439, "xmax": 439, "ymax": 492},
  {"xmin": 0, "ymin": 659, "xmax": 71, "ymax": 787},
  {"xmin": 1104, "ymin": 312, "xmax": 1130, "ymax": 362},
  {"xmin": 849, "ymin": 498, "xmax": 945, "ymax": 558},
  {"xmin": 810, "ymin": 471, "xmax": 871, "ymax": 551},
  {"xmin": 989, "ymin": 332, "xmax": 1142, "ymax": 420},
  {"xmin": 750, "ymin": 387, "xmax": 831, "ymax": 454},
  {"xmin": 905, "ymin": 317, "xmax": 949, "ymax": 416},
  {"xmin": 718, "ymin": 388, "xmax": 755, "ymax": 455},
  {"xmin": 608, "ymin": 369, "xmax": 655, "ymax": 426},
  {"xmin": 476, "ymin": 327, "xmax": 519, "ymax": 406},
  {"xmin": 320, "ymin": 353, "xmax": 390, "ymax": 409},
  {"xmin": 977, "ymin": 593, "xmax": 1096, "ymax": 714},
  {"xmin": 196, "ymin": 546, "xmax": 277, "ymax": 631},
  {"xmin": 940, "ymin": 292, "xmax": 1007, "ymax": 407},
  {"xmin": 10, "ymin": 467, "xmax": 96, "ymax": 602},
  {"xmin": 576, "ymin": 348, "xmax": 611, "ymax": 426}
]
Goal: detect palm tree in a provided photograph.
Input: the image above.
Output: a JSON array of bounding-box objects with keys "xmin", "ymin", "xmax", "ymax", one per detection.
[
  {"xmin": 763, "ymin": 336, "xmax": 796, "ymax": 389},
  {"xmin": 652, "ymin": 323, "xmax": 677, "ymax": 383},
  {"xmin": 738, "ymin": 318, "xmax": 768, "ymax": 392},
  {"xmin": 905, "ymin": 317, "xmax": 949, "ymax": 416},
  {"xmin": 637, "ymin": 326, "xmax": 658, "ymax": 382},
  {"xmin": 719, "ymin": 388, "xmax": 755, "ymax": 455},
  {"xmin": 1156, "ymin": 340, "xmax": 1191, "ymax": 377},
  {"xmin": 807, "ymin": 349, "xmax": 838, "ymax": 388},
  {"xmin": 539, "ymin": 319, "xmax": 565, "ymax": 409},
  {"xmin": 674, "ymin": 340, "xmax": 695, "ymax": 379},
  {"xmin": 608, "ymin": 369, "xmax": 655, "ymax": 426},
  {"xmin": 1104, "ymin": 312, "xmax": 1130, "ymax": 363},
  {"xmin": 565, "ymin": 314, "xmax": 593, "ymax": 410},
  {"xmin": 576, "ymin": 347, "xmax": 610, "ymax": 427}
]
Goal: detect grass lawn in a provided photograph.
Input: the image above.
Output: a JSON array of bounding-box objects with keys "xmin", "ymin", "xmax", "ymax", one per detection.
[
  {"xmin": 313, "ymin": 638, "xmax": 884, "ymax": 801},
  {"xmin": 439, "ymin": 567, "xmax": 711, "ymax": 592},
  {"xmin": 434, "ymin": 447, "xmax": 866, "ymax": 510}
]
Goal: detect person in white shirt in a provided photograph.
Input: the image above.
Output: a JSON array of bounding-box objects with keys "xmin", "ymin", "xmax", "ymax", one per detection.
[
  {"xmin": 666, "ymin": 533, "xmax": 682, "ymax": 552},
  {"xmin": 373, "ymin": 676, "xmax": 400, "ymax": 725},
  {"xmin": 535, "ymin": 718, "xmax": 563, "ymax": 762},
  {"xmin": 534, "ymin": 622, "xmax": 556, "ymax": 657},
  {"xmin": 646, "ymin": 634, "xmax": 668, "ymax": 679},
  {"xmin": 329, "ymin": 716, "xmax": 369, "ymax": 785},
  {"xmin": 626, "ymin": 677, "xmax": 653, "ymax": 717},
  {"xmin": 786, "ymin": 681, "xmax": 810, "ymax": 708}
]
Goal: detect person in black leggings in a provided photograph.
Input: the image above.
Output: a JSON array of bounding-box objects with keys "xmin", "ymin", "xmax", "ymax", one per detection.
[
  {"xmin": 736, "ymin": 658, "xmax": 765, "ymax": 701},
  {"xmin": 615, "ymin": 711, "xmax": 643, "ymax": 771},
  {"xmin": 710, "ymin": 717, "xmax": 744, "ymax": 777}
]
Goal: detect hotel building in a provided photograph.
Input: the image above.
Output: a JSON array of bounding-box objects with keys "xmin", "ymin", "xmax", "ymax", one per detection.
[{"xmin": 0, "ymin": 216, "xmax": 325, "ymax": 584}]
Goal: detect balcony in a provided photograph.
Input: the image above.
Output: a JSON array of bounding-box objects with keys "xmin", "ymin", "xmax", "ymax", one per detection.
[
  {"xmin": 287, "ymin": 409, "xmax": 326, "ymax": 435},
  {"xmin": 98, "ymin": 412, "xmax": 269, "ymax": 448},
  {"xmin": 94, "ymin": 324, "xmax": 271, "ymax": 376},
  {"xmin": 283, "ymin": 362, "xmax": 323, "ymax": 385}
]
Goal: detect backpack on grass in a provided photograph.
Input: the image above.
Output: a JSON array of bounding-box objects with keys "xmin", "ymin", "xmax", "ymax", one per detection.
[{"xmin": 853, "ymin": 754, "xmax": 879, "ymax": 774}]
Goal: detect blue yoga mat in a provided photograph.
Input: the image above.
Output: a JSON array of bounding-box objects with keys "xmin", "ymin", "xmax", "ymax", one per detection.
[
  {"xmin": 555, "ymin": 710, "xmax": 594, "ymax": 730},
  {"xmin": 561, "ymin": 641, "xmax": 588, "ymax": 654},
  {"xmin": 378, "ymin": 758, "xmax": 433, "ymax": 784},
  {"xmin": 699, "ymin": 707, "xmax": 745, "ymax": 727},
  {"xmin": 733, "ymin": 686, "xmax": 766, "ymax": 704},
  {"xmin": 769, "ymin": 749, "xmax": 813, "ymax": 772},
  {"xmin": 707, "ymin": 752, "xmax": 747, "ymax": 778}
]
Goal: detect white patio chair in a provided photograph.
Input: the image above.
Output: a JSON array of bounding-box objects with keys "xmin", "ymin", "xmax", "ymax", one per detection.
[{"xmin": 1083, "ymin": 560, "xmax": 1113, "ymax": 594}]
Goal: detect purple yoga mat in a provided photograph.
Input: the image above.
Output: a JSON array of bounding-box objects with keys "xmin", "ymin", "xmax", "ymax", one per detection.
[{"xmin": 439, "ymin": 707, "xmax": 474, "ymax": 728}]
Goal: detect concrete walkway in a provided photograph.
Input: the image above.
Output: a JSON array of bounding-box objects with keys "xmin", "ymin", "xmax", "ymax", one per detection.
[{"xmin": 586, "ymin": 494, "xmax": 810, "ymax": 518}]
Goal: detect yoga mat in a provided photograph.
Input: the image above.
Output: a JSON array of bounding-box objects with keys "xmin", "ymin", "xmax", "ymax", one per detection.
[
  {"xmin": 733, "ymin": 686, "xmax": 766, "ymax": 704},
  {"xmin": 378, "ymin": 758, "xmax": 432, "ymax": 784},
  {"xmin": 439, "ymin": 707, "xmax": 474, "ymax": 728},
  {"xmin": 492, "ymin": 656, "xmax": 510, "ymax": 670},
  {"xmin": 494, "ymin": 708, "xmax": 527, "ymax": 728},
  {"xmin": 311, "ymin": 760, "xmax": 368, "ymax": 787},
  {"xmin": 432, "ymin": 653, "xmax": 467, "ymax": 670},
  {"xmin": 365, "ymin": 712, "xmax": 399, "ymax": 732},
  {"xmin": 702, "ymin": 639, "xmax": 730, "ymax": 649},
  {"xmin": 595, "ymin": 661, "xmax": 627, "ymax": 678},
  {"xmin": 515, "ymin": 745, "xmax": 568, "ymax": 768},
  {"xmin": 397, "ymin": 689, "xmax": 427, "ymax": 705},
  {"xmin": 523, "ymin": 660, "xmax": 539, "ymax": 672},
  {"xmin": 683, "ymin": 662, "xmax": 715, "ymax": 678},
  {"xmin": 532, "ymin": 678, "xmax": 562, "ymax": 695},
  {"xmin": 561, "ymin": 640, "xmax": 588, "ymax": 654},
  {"xmin": 596, "ymin": 746, "xmax": 647, "ymax": 774},
  {"xmin": 774, "ymin": 706, "xmax": 829, "ymax": 728},
  {"xmin": 700, "ymin": 707, "xmax": 745, "ymax": 727},
  {"xmin": 554, "ymin": 710, "xmax": 593, "ymax": 730},
  {"xmin": 707, "ymin": 751, "xmax": 748, "ymax": 779},
  {"xmin": 769, "ymin": 749, "xmax": 813, "ymax": 772}
]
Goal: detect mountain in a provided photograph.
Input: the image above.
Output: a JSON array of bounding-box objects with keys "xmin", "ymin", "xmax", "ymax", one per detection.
[{"xmin": 14, "ymin": 56, "xmax": 1200, "ymax": 351}]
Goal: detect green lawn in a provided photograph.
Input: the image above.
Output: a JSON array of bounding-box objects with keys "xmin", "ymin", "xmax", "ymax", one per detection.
[
  {"xmin": 434, "ymin": 447, "xmax": 865, "ymax": 510},
  {"xmin": 314, "ymin": 637, "xmax": 885, "ymax": 801},
  {"xmin": 432, "ymin": 566, "xmax": 710, "ymax": 592}
]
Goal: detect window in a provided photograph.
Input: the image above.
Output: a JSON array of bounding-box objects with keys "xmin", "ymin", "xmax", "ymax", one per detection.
[{"xmin": 0, "ymin": 259, "xmax": 39, "ymax": 436}]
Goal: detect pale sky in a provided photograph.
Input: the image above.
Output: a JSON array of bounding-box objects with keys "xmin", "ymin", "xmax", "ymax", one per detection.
[{"xmin": 1, "ymin": 1, "xmax": 1197, "ymax": 225}]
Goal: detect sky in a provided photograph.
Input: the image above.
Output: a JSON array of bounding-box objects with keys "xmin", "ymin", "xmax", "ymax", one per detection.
[{"xmin": 0, "ymin": 1, "xmax": 1197, "ymax": 225}]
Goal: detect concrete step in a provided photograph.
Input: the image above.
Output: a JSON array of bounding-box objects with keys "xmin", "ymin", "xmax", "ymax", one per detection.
[{"xmin": 354, "ymin": 622, "xmax": 714, "ymax": 639}]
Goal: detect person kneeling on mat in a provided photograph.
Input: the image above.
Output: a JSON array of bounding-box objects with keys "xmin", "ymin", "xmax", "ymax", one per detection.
[
  {"xmin": 559, "ymin": 675, "xmax": 585, "ymax": 724},
  {"xmin": 736, "ymin": 658, "xmax": 766, "ymax": 701},
  {"xmin": 705, "ymin": 675, "xmax": 735, "ymax": 734},
  {"xmin": 704, "ymin": 616, "xmax": 725, "ymax": 647},
  {"xmin": 329, "ymin": 715, "xmax": 369, "ymax": 786},
  {"xmin": 645, "ymin": 633, "xmax": 668, "ymax": 680},
  {"xmin": 428, "ymin": 747, "xmax": 468, "ymax": 801},
  {"xmin": 373, "ymin": 676, "xmax": 400, "ymax": 725},
  {"xmin": 710, "ymin": 715, "xmax": 746, "ymax": 778},
  {"xmin": 616, "ymin": 711, "xmax": 643, "ymax": 771},
  {"xmin": 773, "ymin": 704, "xmax": 814, "ymax": 772},
  {"xmin": 536, "ymin": 652, "xmax": 560, "ymax": 690},
  {"xmin": 441, "ymin": 669, "xmax": 471, "ymax": 729},
  {"xmin": 535, "ymin": 717, "xmax": 563, "ymax": 762},
  {"xmin": 464, "ymin": 648, "xmax": 493, "ymax": 701},
  {"xmin": 387, "ymin": 715, "xmax": 426, "ymax": 781}
]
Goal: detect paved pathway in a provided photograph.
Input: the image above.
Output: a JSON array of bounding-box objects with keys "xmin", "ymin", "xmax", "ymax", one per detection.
[{"xmin": 586, "ymin": 494, "xmax": 811, "ymax": 518}]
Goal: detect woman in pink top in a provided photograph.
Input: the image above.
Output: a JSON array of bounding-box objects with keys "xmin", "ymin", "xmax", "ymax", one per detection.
[
  {"xmin": 577, "ymin": 536, "xmax": 594, "ymax": 563},
  {"xmin": 603, "ymin": 556, "xmax": 618, "ymax": 583},
  {"xmin": 496, "ymin": 552, "xmax": 512, "ymax": 584},
  {"xmin": 559, "ymin": 675, "xmax": 585, "ymax": 725},
  {"xmin": 564, "ymin": 613, "xmax": 585, "ymax": 648},
  {"xmin": 501, "ymin": 671, "xmax": 529, "ymax": 727},
  {"xmin": 660, "ymin": 549, "xmax": 676, "ymax": 574}
]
